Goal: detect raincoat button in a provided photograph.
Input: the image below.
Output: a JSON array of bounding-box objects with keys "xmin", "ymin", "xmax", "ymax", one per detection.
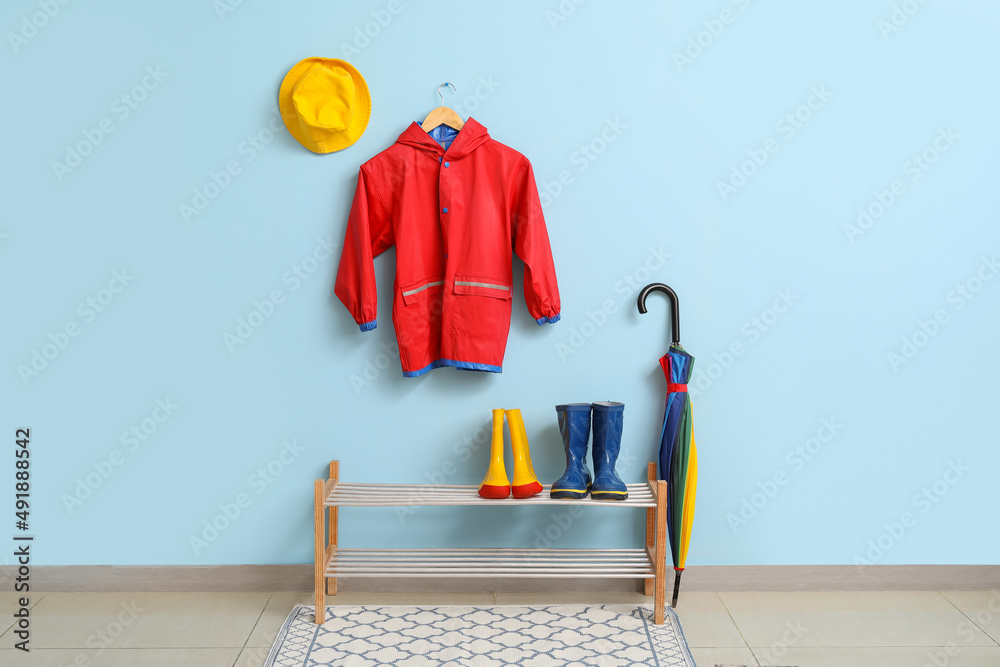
[
  {"xmin": 444, "ymin": 162, "xmax": 450, "ymax": 167},
  {"xmin": 442, "ymin": 207, "xmax": 448, "ymax": 213}
]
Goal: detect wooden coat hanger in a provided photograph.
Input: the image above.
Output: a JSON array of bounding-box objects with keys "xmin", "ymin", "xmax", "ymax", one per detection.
[{"xmin": 421, "ymin": 82, "xmax": 465, "ymax": 132}]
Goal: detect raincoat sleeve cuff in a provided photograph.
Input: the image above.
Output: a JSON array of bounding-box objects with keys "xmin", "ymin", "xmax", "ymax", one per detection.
[
  {"xmin": 359, "ymin": 319, "xmax": 377, "ymax": 332},
  {"xmin": 535, "ymin": 314, "xmax": 561, "ymax": 325}
]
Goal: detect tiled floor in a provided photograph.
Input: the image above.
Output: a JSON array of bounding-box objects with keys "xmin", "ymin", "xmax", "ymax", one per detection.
[{"xmin": 1, "ymin": 590, "xmax": 999, "ymax": 666}]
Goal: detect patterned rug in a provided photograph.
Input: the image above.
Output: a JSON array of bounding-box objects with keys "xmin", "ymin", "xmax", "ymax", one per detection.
[{"xmin": 264, "ymin": 604, "xmax": 697, "ymax": 666}]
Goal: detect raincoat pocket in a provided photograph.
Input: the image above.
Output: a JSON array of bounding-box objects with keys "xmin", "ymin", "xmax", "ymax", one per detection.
[
  {"xmin": 453, "ymin": 276, "xmax": 513, "ymax": 300},
  {"xmin": 400, "ymin": 277, "xmax": 444, "ymax": 305}
]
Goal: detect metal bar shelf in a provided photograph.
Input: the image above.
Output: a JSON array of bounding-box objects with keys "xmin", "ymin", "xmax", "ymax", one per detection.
[
  {"xmin": 326, "ymin": 482, "xmax": 656, "ymax": 507},
  {"xmin": 328, "ymin": 547, "xmax": 654, "ymax": 578}
]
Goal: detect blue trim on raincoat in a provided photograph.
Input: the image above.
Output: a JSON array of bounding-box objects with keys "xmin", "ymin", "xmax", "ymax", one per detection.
[{"xmin": 403, "ymin": 358, "xmax": 502, "ymax": 377}]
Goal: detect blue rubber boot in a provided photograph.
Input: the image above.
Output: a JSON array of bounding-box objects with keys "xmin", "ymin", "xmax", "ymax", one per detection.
[
  {"xmin": 591, "ymin": 401, "xmax": 628, "ymax": 500},
  {"xmin": 550, "ymin": 404, "xmax": 593, "ymax": 499}
]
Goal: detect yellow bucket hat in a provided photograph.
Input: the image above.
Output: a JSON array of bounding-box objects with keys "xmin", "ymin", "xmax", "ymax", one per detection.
[{"xmin": 279, "ymin": 58, "xmax": 371, "ymax": 154}]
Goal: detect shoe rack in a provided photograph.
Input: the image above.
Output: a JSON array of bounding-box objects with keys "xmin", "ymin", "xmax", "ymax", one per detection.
[{"xmin": 313, "ymin": 460, "xmax": 670, "ymax": 625}]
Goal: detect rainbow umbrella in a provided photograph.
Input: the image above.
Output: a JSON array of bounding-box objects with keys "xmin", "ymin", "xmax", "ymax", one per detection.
[{"xmin": 638, "ymin": 283, "xmax": 698, "ymax": 608}]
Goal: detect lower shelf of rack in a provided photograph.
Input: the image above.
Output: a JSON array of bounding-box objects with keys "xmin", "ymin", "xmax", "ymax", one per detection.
[{"xmin": 327, "ymin": 548, "xmax": 654, "ymax": 578}]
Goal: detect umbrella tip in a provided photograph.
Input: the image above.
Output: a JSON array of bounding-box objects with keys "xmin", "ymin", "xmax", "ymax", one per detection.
[{"xmin": 671, "ymin": 570, "xmax": 683, "ymax": 608}]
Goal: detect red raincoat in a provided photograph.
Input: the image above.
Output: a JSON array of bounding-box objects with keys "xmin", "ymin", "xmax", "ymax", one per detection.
[{"xmin": 335, "ymin": 118, "xmax": 561, "ymax": 377}]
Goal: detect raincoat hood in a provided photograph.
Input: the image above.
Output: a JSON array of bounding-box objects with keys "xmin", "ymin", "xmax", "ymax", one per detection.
[{"xmin": 395, "ymin": 117, "xmax": 492, "ymax": 158}]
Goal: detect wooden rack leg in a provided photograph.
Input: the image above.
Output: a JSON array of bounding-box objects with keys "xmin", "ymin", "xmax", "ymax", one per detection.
[
  {"xmin": 654, "ymin": 479, "xmax": 668, "ymax": 625},
  {"xmin": 314, "ymin": 478, "xmax": 325, "ymax": 625},
  {"xmin": 644, "ymin": 462, "xmax": 656, "ymax": 597},
  {"xmin": 327, "ymin": 461, "xmax": 339, "ymax": 596}
]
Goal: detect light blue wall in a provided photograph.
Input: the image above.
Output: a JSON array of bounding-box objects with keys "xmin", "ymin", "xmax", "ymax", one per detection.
[{"xmin": 3, "ymin": 0, "xmax": 997, "ymax": 567}]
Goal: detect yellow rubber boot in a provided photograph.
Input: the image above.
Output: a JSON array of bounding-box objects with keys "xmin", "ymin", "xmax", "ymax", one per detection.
[
  {"xmin": 505, "ymin": 409, "xmax": 543, "ymax": 498},
  {"xmin": 479, "ymin": 409, "xmax": 511, "ymax": 499}
]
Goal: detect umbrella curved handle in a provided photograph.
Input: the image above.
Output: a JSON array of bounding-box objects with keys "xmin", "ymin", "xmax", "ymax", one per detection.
[{"xmin": 637, "ymin": 283, "xmax": 680, "ymax": 344}]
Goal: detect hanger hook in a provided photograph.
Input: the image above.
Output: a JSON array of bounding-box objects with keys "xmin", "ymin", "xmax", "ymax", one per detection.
[{"xmin": 437, "ymin": 82, "xmax": 457, "ymax": 106}]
